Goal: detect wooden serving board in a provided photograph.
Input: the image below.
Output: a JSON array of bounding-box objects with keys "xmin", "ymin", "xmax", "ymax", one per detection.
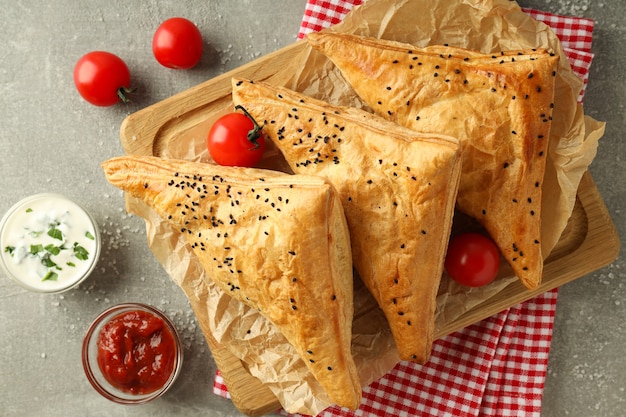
[{"xmin": 119, "ymin": 41, "xmax": 620, "ymax": 417}]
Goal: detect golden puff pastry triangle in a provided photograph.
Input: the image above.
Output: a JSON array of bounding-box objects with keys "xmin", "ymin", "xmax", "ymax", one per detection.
[
  {"xmin": 307, "ymin": 32, "xmax": 559, "ymax": 290},
  {"xmin": 232, "ymin": 78, "xmax": 462, "ymax": 364},
  {"xmin": 101, "ymin": 155, "xmax": 361, "ymax": 410}
]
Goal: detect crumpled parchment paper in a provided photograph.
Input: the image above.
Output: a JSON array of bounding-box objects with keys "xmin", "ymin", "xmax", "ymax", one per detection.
[{"xmin": 123, "ymin": 0, "xmax": 604, "ymax": 414}]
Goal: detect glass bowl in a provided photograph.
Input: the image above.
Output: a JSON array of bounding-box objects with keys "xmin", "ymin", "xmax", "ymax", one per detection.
[
  {"xmin": 82, "ymin": 303, "xmax": 184, "ymax": 404},
  {"xmin": 0, "ymin": 193, "xmax": 101, "ymax": 293}
]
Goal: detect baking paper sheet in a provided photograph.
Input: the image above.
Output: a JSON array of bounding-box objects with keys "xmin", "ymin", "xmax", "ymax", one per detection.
[{"xmin": 123, "ymin": 0, "xmax": 604, "ymax": 414}]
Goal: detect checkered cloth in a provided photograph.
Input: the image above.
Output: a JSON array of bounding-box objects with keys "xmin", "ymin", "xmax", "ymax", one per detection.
[{"xmin": 214, "ymin": 2, "xmax": 596, "ymax": 416}]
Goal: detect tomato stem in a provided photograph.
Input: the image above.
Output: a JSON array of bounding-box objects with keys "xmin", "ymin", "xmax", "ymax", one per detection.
[
  {"xmin": 117, "ymin": 87, "xmax": 135, "ymax": 104},
  {"xmin": 235, "ymin": 105, "xmax": 264, "ymax": 150}
]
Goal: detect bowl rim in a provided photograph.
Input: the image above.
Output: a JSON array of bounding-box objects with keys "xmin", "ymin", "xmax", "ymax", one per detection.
[
  {"xmin": 82, "ymin": 302, "xmax": 184, "ymax": 404},
  {"xmin": 0, "ymin": 192, "xmax": 101, "ymax": 294}
]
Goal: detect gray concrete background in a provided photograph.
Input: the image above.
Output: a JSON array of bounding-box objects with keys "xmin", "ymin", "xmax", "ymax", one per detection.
[{"xmin": 0, "ymin": 1, "xmax": 623, "ymax": 416}]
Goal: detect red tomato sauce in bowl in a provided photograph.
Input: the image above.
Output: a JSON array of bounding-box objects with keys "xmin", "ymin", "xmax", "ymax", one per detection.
[
  {"xmin": 96, "ymin": 309, "xmax": 177, "ymax": 395},
  {"xmin": 83, "ymin": 303, "xmax": 183, "ymax": 404}
]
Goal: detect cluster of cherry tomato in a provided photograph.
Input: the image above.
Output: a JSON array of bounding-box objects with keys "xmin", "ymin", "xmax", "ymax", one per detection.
[
  {"xmin": 74, "ymin": 16, "xmax": 265, "ymax": 170},
  {"xmin": 73, "ymin": 17, "xmax": 203, "ymax": 107}
]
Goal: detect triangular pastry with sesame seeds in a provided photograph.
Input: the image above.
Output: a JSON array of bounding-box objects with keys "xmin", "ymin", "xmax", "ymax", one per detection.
[
  {"xmin": 101, "ymin": 155, "xmax": 361, "ymax": 410},
  {"xmin": 232, "ymin": 78, "xmax": 462, "ymax": 364},
  {"xmin": 307, "ymin": 32, "xmax": 559, "ymax": 290}
]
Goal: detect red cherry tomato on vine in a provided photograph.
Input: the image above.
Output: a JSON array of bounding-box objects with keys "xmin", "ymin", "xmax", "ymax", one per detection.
[
  {"xmin": 444, "ymin": 232, "xmax": 500, "ymax": 287},
  {"xmin": 153, "ymin": 17, "xmax": 203, "ymax": 69},
  {"xmin": 207, "ymin": 105, "xmax": 266, "ymax": 167},
  {"xmin": 73, "ymin": 51, "xmax": 132, "ymax": 106}
]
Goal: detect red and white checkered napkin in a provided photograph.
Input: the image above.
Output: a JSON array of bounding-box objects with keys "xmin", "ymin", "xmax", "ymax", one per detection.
[{"xmin": 214, "ymin": 2, "xmax": 595, "ymax": 416}]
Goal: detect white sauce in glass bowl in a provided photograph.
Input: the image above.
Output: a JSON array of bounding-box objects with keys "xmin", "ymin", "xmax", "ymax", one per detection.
[{"xmin": 0, "ymin": 193, "xmax": 100, "ymax": 293}]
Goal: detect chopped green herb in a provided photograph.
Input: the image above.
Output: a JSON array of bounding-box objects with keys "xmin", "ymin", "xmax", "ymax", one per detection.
[
  {"xmin": 44, "ymin": 244, "xmax": 62, "ymax": 256},
  {"xmin": 30, "ymin": 244, "xmax": 44, "ymax": 255},
  {"xmin": 48, "ymin": 227, "xmax": 63, "ymax": 241},
  {"xmin": 66, "ymin": 262, "xmax": 76, "ymax": 267},
  {"xmin": 41, "ymin": 255, "xmax": 57, "ymax": 268},
  {"xmin": 85, "ymin": 231, "xmax": 95, "ymax": 240},
  {"xmin": 42, "ymin": 271, "xmax": 58, "ymax": 281},
  {"xmin": 4, "ymin": 246, "xmax": 15, "ymax": 255},
  {"xmin": 73, "ymin": 243, "xmax": 89, "ymax": 261},
  {"xmin": 25, "ymin": 208, "xmax": 33, "ymax": 213}
]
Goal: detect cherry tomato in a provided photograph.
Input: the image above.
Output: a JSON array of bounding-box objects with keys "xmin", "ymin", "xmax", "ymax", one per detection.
[
  {"xmin": 207, "ymin": 105, "xmax": 266, "ymax": 167},
  {"xmin": 153, "ymin": 17, "xmax": 203, "ymax": 69},
  {"xmin": 444, "ymin": 232, "xmax": 500, "ymax": 287},
  {"xmin": 73, "ymin": 51, "xmax": 132, "ymax": 106}
]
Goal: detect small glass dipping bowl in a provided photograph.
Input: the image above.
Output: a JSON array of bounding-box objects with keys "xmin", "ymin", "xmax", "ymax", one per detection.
[
  {"xmin": 82, "ymin": 303, "xmax": 184, "ymax": 404},
  {"xmin": 0, "ymin": 193, "xmax": 101, "ymax": 293}
]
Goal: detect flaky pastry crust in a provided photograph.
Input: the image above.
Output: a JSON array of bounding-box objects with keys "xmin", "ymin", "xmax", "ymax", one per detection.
[
  {"xmin": 232, "ymin": 78, "xmax": 462, "ymax": 364},
  {"xmin": 101, "ymin": 155, "xmax": 361, "ymax": 409},
  {"xmin": 307, "ymin": 32, "xmax": 559, "ymax": 290}
]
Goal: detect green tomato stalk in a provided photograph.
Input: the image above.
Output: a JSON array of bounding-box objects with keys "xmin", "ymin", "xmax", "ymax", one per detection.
[{"xmin": 235, "ymin": 104, "xmax": 264, "ymax": 150}]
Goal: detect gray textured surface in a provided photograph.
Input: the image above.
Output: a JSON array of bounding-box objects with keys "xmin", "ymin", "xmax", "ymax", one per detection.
[{"xmin": 0, "ymin": 1, "xmax": 623, "ymax": 416}]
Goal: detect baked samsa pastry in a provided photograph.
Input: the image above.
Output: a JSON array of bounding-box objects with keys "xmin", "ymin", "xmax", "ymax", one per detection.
[
  {"xmin": 307, "ymin": 32, "xmax": 559, "ymax": 290},
  {"xmin": 232, "ymin": 78, "xmax": 462, "ymax": 363},
  {"xmin": 101, "ymin": 155, "xmax": 361, "ymax": 410}
]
